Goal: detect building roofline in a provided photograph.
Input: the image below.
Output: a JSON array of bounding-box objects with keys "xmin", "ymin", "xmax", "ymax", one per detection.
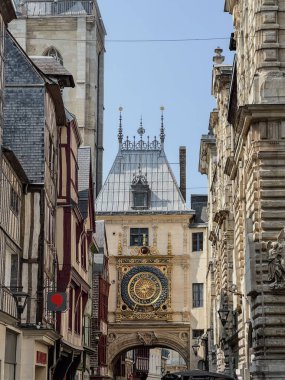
[{"xmin": 0, "ymin": 0, "xmax": 16, "ymax": 24}]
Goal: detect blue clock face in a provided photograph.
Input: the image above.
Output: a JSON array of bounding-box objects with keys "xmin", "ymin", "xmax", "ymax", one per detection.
[{"xmin": 121, "ymin": 266, "xmax": 168, "ymax": 309}]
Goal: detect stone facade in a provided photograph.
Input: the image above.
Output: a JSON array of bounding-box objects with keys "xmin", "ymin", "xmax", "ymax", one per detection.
[
  {"xmin": 9, "ymin": 0, "xmax": 106, "ymax": 194},
  {"xmin": 199, "ymin": 1, "xmax": 285, "ymax": 379}
]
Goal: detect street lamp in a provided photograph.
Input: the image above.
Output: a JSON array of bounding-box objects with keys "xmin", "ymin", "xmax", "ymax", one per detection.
[
  {"xmin": 217, "ymin": 305, "xmax": 230, "ymax": 326},
  {"xmin": 12, "ymin": 289, "xmax": 29, "ymax": 318},
  {"xmin": 192, "ymin": 342, "xmax": 200, "ymax": 356}
]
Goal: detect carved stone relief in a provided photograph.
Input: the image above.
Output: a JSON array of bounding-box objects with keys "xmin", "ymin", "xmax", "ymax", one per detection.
[{"xmin": 137, "ymin": 331, "xmax": 157, "ymax": 345}]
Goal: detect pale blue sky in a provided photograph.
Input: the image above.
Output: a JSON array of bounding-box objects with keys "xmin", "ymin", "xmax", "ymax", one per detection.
[{"xmin": 97, "ymin": 0, "xmax": 234, "ymax": 206}]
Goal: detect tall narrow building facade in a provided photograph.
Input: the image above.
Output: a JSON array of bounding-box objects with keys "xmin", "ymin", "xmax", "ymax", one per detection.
[{"xmin": 10, "ymin": 0, "xmax": 106, "ymax": 194}]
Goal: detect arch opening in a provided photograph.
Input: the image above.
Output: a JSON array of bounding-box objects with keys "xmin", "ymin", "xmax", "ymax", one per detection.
[
  {"xmin": 43, "ymin": 46, "xmax": 63, "ymax": 66},
  {"xmin": 112, "ymin": 345, "xmax": 187, "ymax": 380}
]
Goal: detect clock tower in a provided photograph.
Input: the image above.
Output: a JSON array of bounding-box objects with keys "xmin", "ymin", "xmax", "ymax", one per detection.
[{"xmin": 96, "ymin": 110, "xmax": 209, "ymax": 377}]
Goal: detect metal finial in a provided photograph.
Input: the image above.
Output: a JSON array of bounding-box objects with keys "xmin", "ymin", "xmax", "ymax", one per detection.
[
  {"xmin": 137, "ymin": 116, "xmax": 145, "ymax": 138},
  {"xmin": 118, "ymin": 107, "xmax": 123, "ymax": 144},
  {"xmin": 160, "ymin": 106, "xmax": 165, "ymax": 144}
]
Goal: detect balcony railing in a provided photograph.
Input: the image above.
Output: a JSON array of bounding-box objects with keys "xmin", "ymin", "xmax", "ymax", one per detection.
[
  {"xmin": 16, "ymin": 1, "xmax": 95, "ymax": 17},
  {"xmin": 0, "ymin": 287, "xmax": 18, "ymax": 319}
]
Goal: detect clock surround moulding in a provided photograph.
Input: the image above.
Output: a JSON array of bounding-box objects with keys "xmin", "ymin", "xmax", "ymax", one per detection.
[{"xmin": 116, "ymin": 250, "xmax": 172, "ymax": 321}]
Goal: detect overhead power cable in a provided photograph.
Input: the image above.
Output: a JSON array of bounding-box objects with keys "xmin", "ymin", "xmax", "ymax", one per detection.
[{"xmin": 9, "ymin": 35, "xmax": 232, "ymax": 43}]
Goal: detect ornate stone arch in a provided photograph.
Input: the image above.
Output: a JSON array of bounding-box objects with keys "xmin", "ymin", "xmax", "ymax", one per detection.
[
  {"xmin": 107, "ymin": 327, "xmax": 191, "ymax": 375},
  {"xmin": 43, "ymin": 46, "xmax": 63, "ymax": 66}
]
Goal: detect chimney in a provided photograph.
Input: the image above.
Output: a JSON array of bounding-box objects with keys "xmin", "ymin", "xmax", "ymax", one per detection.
[{"xmin": 179, "ymin": 146, "xmax": 186, "ymax": 202}]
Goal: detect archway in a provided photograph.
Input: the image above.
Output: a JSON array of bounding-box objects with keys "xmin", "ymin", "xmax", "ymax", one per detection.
[
  {"xmin": 107, "ymin": 326, "xmax": 192, "ymax": 378},
  {"xmin": 112, "ymin": 346, "xmax": 187, "ymax": 380}
]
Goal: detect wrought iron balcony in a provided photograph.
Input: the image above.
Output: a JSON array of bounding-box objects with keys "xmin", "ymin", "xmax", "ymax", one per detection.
[
  {"xmin": 16, "ymin": 0, "xmax": 95, "ymax": 17},
  {"xmin": 0, "ymin": 287, "xmax": 18, "ymax": 319}
]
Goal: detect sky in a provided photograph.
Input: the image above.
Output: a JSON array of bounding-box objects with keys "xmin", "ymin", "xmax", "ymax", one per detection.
[{"xmin": 97, "ymin": 0, "xmax": 234, "ymax": 207}]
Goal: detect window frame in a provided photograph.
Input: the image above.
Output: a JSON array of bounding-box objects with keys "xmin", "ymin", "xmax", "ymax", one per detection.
[
  {"xmin": 133, "ymin": 192, "xmax": 148, "ymax": 208},
  {"xmin": 9, "ymin": 187, "xmax": 19, "ymax": 215},
  {"xmin": 192, "ymin": 329, "xmax": 204, "ymax": 339},
  {"xmin": 130, "ymin": 228, "xmax": 149, "ymax": 246},
  {"xmin": 192, "ymin": 232, "xmax": 204, "ymax": 252},
  {"xmin": 192, "ymin": 283, "xmax": 204, "ymax": 308}
]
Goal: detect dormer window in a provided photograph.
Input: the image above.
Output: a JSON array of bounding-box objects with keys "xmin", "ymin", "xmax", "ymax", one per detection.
[
  {"xmin": 133, "ymin": 192, "xmax": 148, "ymax": 208},
  {"xmin": 131, "ymin": 166, "xmax": 150, "ymax": 210}
]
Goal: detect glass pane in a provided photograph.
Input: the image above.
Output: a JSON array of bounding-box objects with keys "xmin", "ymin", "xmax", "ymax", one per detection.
[
  {"xmin": 4, "ymin": 363, "xmax": 15, "ymax": 380},
  {"xmin": 5, "ymin": 331, "xmax": 17, "ymax": 363}
]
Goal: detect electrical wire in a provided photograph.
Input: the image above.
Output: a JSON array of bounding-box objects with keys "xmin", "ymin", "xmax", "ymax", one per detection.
[{"xmin": 8, "ymin": 34, "xmax": 233, "ymax": 43}]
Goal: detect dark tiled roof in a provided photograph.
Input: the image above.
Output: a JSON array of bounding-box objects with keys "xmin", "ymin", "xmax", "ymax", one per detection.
[
  {"xmin": 30, "ymin": 56, "xmax": 75, "ymax": 87},
  {"xmin": 2, "ymin": 147, "xmax": 29, "ymax": 183}
]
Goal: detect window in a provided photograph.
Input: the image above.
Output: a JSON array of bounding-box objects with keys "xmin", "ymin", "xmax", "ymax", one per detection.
[
  {"xmin": 10, "ymin": 254, "xmax": 19, "ymax": 291},
  {"xmin": 192, "ymin": 329, "xmax": 204, "ymax": 339},
  {"xmin": 133, "ymin": 192, "xmax": 147, "ymax": 208},
  {"xmin": 192, "ymin": 283, "xmax": 203, "ymax": 308},
  {"xmin": 44, "ymin": 47, "xmax": 63, "ymax": 66},
  {"xmin": 130, "ymin": 228, "xmax": 148, "ymax": 246},
  {"xmin": 48, "ymin": 135, "xmax": 55, "ymax": 176},
  {"xmin": 5, "ymin": 331, "xmax": 17, "ymax": 380},
  {"xmin": 5, "ymin": 251, "xmax": 19, "ymax": 289},
  {"xmin": 83, "ymin": 316, "xmax": 91, "ymax": 347},
  {"xmin": 76, "ymin": 224, "xmax": 81, "ymax": 262},
  {"xmin": 74, "ymin": 288, "xmax": 81, "ymax": 334},
  {"xmin": 192, "ymin": 232, "xmax": 203, "ymax": 251},
  {"xmin": 81, "ymin": 235, "xmax": 86, "ymax": 270},
  {"xmin": 131, "ymin": 169, "xmax": 150, "ymax": 210},
  {"xmin": 99, "ymin": 335, "xmax": 107, "ymax": 366},
  {"xmin": 10, "ymin": 188, "xmax": 19, "ymax": 215}
]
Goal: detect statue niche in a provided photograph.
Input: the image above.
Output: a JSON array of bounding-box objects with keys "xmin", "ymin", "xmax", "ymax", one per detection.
[{"xmin": 267, "ymin": 229, "xmax": 285, "ymax": 289}]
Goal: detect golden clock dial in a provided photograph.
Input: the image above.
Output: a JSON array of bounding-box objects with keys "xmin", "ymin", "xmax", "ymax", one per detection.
[{"xmin": 128, "ymin": 272, "xmax": 162, "ymax": 306}]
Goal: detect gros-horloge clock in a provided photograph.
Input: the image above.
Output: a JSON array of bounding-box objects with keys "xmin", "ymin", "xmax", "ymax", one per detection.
[{"xmin": 121, "ymin": 266, "xmax": 168, "ymax": 311}]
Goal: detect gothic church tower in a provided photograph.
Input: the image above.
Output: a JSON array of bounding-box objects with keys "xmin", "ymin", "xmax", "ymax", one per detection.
[{"xmin": 9, "ymin": 0, "xmax": 106, "ymax": 194}]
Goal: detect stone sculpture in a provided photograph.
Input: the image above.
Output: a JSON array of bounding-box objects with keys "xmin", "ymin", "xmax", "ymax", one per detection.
[{"xmin": 267, "ymin": 229, "xmax": 285, "ymax": 289}]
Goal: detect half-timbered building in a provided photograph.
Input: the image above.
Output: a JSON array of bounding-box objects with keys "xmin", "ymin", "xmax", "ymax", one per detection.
[
  {"xmin": 55, "ymin": 110, "xmax": 96, "ymax": 379},
  {"xmin": 2, "ymin": 32, "xmax": 68, "ymax": 379}
]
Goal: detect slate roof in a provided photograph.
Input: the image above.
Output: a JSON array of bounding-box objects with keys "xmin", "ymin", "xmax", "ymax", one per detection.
[
  {"xmin": 2, "ymin": 147, "xmax": 29, "ymax": 184},
  {"xmin": 30, "ymin": 56, "xmax": 75, "ymax": 87},
  {"xmin": 191, "ymin": 194, "xmax": 208, "ymax": 224},
  {"xmin": 78, "ymin": 147, "xmax": 91, "ymax": 219},
  {"xmin": 96, "ymin": 133, "xmax": 193, "ymax": 215}
]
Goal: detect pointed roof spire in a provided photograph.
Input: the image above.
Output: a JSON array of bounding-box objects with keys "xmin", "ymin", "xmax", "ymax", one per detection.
[
  {"xmin": 137, "ymin": 116, "xmax": 145, "ymax": 140},
  {"xmin": 118, "ymin": 106, "xmax": 123, "ymax": 146},
  {"xmin": 160, "ymin": 106, "xmax": 165, "ymax": 145}
]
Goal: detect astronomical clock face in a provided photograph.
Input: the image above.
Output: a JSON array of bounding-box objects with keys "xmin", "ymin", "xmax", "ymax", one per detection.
[
  {"xmin": 121, "ymin": 266, "xmax": 168, "ymax": 310},
  {"xmin": 128, "ymin": 272, "xmax": 162, "ymax": 305}
]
